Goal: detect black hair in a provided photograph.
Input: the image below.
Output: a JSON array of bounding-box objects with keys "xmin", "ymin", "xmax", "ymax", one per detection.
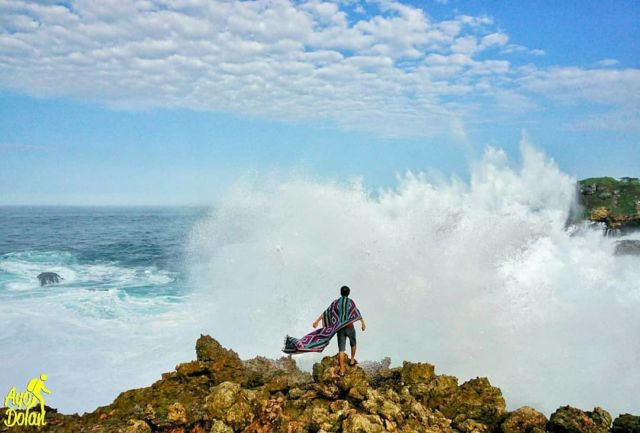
[{"xmin": 340, "ymin": 285, "xmax": 350, "ymax": 297}]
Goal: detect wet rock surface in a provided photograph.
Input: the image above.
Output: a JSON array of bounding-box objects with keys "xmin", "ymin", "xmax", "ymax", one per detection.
[
  {"xmin": 37, "ymin": 271, "xmax": 63, "ymax": 286},
  {"xmin": 0, "ymin": 335, "xmax": 633, "ymax": 433}
]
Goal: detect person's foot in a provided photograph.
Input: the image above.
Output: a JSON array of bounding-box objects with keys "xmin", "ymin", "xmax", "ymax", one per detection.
[
  {"xmin": 349, "ymin": 359, "xmax": 357, "ymax": 366},
  {"xmin": 338, "ymin": 369, "xmax": 346, "ymax": 377}
]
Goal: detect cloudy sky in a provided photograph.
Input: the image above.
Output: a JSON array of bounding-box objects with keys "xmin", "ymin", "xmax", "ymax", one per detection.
[{"xmin": 1, "ymin": 0, "xmax": 638, "ymax": 205}]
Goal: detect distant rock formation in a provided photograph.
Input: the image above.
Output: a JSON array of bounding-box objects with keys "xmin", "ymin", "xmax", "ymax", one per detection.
[
  {"xmin": 577, "ymin": 177, "xmax": 640, "ymax": 232},
  {"xmin": 3, "ymin": 334, "xmax": 634, "ymax": 433},
  {"xmin": 37, "ymin": 272, "xmax": 63, "ymax": 286}
]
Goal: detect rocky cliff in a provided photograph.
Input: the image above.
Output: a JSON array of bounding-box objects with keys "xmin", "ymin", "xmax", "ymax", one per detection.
[
  {"xmin": 577, "ymin": 177, "xmax": 640, "ymax": 231},
  {"xmin": 2, "ymin": 335, "xmax": 637, "ymax": 433}
]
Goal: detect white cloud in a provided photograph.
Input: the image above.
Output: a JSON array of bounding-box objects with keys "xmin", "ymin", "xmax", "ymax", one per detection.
[
  {"xmin": 521, "ymin": 67, "xmax": 640, "ymax": 107},
  {"xmin": 597, "ymin": 58, "xmax": 619, "ymax": 67},
  {"xmin": 480, "ymin": 32, "xmax": 508, "ymax": 48},
  {"xmin": 500, "ymin": 44, "xmax": 545, "ymax": 57},
  {"xmin": 0, "ymin": 0, "xmax": 637, "ymax": 136}
]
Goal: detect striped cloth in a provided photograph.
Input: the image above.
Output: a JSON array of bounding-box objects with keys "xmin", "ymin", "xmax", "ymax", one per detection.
[{"xmin": 283, "ymin": 296, "xmax": 362, "ymax": 354}]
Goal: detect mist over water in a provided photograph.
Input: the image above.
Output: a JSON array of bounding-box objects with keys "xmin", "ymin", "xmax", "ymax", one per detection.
[{"xmin": 187, "ymin": 140, "xmax": 640, "ymax": 415}]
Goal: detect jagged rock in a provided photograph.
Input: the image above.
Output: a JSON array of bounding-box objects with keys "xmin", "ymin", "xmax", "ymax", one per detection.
[
  {"xmin": 244, "ymin": 355, "xmax": 312, "ymax": 389},
  {"xmin": 243, "ymin": 396, "xmax": 286, "ymax": 433},
  {"xmin": 397, "ymin": 387, "xmax": 454, "ymax": 433},
  {"xmin": 612, "ymin": 414, "xmax": 640, "ymax": 433},
  {"xmin": 501, "ymin": 406, "xmax": 548, "ymax": 433},
  {"xmin": 302, "ymin": 398, "xmax": 346, "ymax": 432},
  {"xmin": 211, "ymin": 420, "xmax": 235, "ymax": 433},
  {"xmin": 342, "ymin": 413, "xmax": 386, "ymax": 433},
  {"xmin": 440, "ymin": 377, "xmax": 506, "ymax": 429},
  {"xmin": 205, "ymin": 381, "xmax": 261, "ymax": 431},
  {"xmin": 457, "ymin": 418, "xmax": 491, "ymax": 433},
  {"xmin": 11, "ymin": 334, "xmax": 632, "ymax": 433},
  {"xmin": 120, "ymin": 419, "xmax": 152, "ymax": 433},
  {"xmin": 548, "ymin": 406, "xmax": 612, "ymax": 433},
  {"xmin": 410, "ymin": 374, "xmax": 458, "ymax": 411},
  {"xmin": 168, "ymin": 402, "xmax": 187, "ymax": 424},
  {"xmin": 363, "ymin": 388, "xmax": 403, "ymax": 424},
  {"xmin": 401, "ymin": 361, "xmax": 436, "ymax": 385},
  {"xmin": 313, "ymin": 356, "xmax": 369, "ymax": 400},
  {"xmin": 37, "ymin": 271, "xmax": 63, "ymax": 286},
  {"xmin": 178, "ymin": 335, "xmax": 247, "ymax": 384}
]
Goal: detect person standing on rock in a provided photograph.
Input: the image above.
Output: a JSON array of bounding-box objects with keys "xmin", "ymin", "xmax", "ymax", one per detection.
[{"xmin": 283, "ymin": 285, "xmax": 366, "ymax": 376}]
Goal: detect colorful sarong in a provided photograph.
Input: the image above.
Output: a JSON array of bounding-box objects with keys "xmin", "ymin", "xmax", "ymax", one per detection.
[{"xmin": 283, "ymin": 296, "xmax": 362, "ymax": 354}]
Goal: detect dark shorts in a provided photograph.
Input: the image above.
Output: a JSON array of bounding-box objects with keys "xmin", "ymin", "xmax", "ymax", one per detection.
[{"xmin": 337, "ymin": 325, "xmax": 356, "ymax": 352}]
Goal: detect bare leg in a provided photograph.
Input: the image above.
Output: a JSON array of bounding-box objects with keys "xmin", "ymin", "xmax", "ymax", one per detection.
[
  {"xmin": 350, "ymin": 345, "xmax": 357, "ymax": 365},
  {"xmin": 338, "ymin": 352, "xmax": 346, "ymax": 375}
]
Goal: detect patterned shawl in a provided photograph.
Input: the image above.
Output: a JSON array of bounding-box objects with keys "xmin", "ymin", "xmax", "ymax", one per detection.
[{"xmin": 283, "ymin": 296, "xmax": 362, "ymax": 354}]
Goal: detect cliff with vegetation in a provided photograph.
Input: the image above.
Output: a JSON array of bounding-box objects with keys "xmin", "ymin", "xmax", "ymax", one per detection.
[
  {"xmin": 577, "ymin": 177, "xmax": 640, "ymax": 231},
  {"xmin": 2, "ymin": 335, "xmax": 637, "ymax": 433}
]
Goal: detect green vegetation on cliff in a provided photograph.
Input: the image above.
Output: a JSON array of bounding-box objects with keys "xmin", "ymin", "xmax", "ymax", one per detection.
[
  {"xmin": 2, "ymin": 335, "xmax": 636, "ymax": 433},
  {"xmin": 577, "ymin": 177, "xmax": 640, "ymax": 229}
]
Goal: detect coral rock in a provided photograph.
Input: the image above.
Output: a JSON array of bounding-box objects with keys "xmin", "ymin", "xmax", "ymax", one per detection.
[
  {"xmin": 548, "ymin": 406, "xmax": 612, "ymax": 433},
  {"xmin": 205, "ymin": 381, "xmax": 258, "ymax": 431},
  {"xmin": 612, "ymin": 414, "xmax": 640, "ymax": 433},
  {"xmin": 440, "ymin": 377, "xmax": 506, "ymax": 428},
  {"xmin": 501, "ymin": 406, "xmax": 548, "ymax": 433},
  {"xmin": 401, "ymin": 361, "xmax": 436, "ymax": 385},
  {"xmin": 343, "ymin": 413, "xmax": 386, "ymax": 433}
]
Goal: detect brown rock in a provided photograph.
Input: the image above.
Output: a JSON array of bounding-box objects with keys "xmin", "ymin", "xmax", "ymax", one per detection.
[
  {"xmin": 312, "ymin": 356, "xmax": 370, "ymax": 401},
  {"xmin": 342, "ymin": 413, "xmax": 386, "ymax": 433},
  {"xmin": 168, "ymin": 402, "xmax": 188, "ymax": 424},
  {"xmin": 501, "ymin": 406, "xmax": 548, "ymax": 433},
  {"xmin": 120, "ymin": 419, "xmax": 152, "ymax": 433},
  {"xmin": 441, "ymin": 377, "xmax": 506, "ymax": 428},
  {"xmin": 205, "ymin": 381, "xmax": 258, "ymax": 431},
  {"xmin": 612, "ymin": 414, "xmax": 640, "ymax": 433},
  {"xmin": 548, "ymin": 406, "xmax": 612, "ymax": 433},
  {"xmin": 401, "ymin": 362, "xmax": 436, "ymax": 385}
]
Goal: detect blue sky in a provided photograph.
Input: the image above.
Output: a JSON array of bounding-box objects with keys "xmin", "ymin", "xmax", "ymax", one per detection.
[{"xmin": 1, "ymin": 0, "xmax": 638, "ymax": 205}]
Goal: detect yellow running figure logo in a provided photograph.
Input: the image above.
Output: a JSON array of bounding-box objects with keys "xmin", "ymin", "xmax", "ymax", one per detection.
[{"xmin": 3, "ymin": 374, "xmax": 51, "ymax": 427}]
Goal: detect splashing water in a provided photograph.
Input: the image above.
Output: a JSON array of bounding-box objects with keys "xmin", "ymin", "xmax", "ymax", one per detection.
[
  {"xmin": 187, "ymin": 140, "xmax": 640, "ymax": 415},
  {"xmin": 1, "ymin": 142, "xmax": 637, "ymax": 416}
]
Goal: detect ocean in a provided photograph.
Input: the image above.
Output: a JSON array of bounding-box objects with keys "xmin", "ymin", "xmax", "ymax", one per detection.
[
  {"xmin": 1, "ymin": 143, "xmax": 638, "ymax": 416},
  {"xmin": 0, "ymin": 206, "xmax": 208, "ymax": 413}
]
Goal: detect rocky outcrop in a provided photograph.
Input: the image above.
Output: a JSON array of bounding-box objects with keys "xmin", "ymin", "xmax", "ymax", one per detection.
[
  {"xmin": 0, "ymin": 335, "xmax": 633, "ymax": 433},
  {"xmin": 37, "ymin": 271, "xmax": 63, "ymax": 286},
  {"xmin": 612, "ymin": 414, "xmax": 640, "ymax": 433},
  {"xmin": 547, "ymin": 406, "xmax": 612, "ymax": 433},
  {"xmin": 577, "ymin": 177, "xmax": 640, "ymax": 232},
  {"xmin": 501, "ymin": 406, "xmax": 547, "ymax": 433}
]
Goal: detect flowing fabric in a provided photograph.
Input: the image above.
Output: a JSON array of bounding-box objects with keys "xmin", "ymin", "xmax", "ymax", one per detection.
[{"xmin": 283, "ymin": 296, "xmax": 362, "ymax": 354}]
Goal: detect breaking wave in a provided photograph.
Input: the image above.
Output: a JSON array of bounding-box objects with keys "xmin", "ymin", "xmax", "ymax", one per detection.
[{"xmin": 187, "ymin": 139, "xmax": 640, "ymax": 415}]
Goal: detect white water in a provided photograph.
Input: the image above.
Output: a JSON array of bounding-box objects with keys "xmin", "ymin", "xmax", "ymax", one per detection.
[
  {"xmin": 187, "ymin": 139, "xmax": 640, "ymax": 415},
  {"xmin": 1, "ymin": 139, "xmax": 637, "ymax": 416},
  {"xmin": 0, "ymin": 250, "xmax": 201, "ymax": 414}
]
